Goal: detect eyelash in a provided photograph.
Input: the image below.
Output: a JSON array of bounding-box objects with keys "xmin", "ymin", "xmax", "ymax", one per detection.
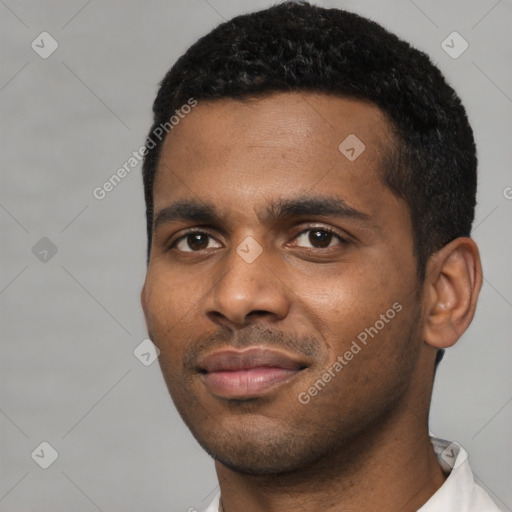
[
  {"xmin": 290, "ymin": 226, "xmax": 349, "ymax": 249},
  {"xmin": 167, "ymin": 226, "xmax": 349, "ymax": 252}
]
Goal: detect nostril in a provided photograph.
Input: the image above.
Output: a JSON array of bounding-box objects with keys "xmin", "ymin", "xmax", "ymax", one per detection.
[{"xmin": 247, "ymin": 310, "xmax": 271, "ymax": 318}]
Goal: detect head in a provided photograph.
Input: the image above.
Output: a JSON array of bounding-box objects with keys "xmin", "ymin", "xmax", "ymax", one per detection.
[{"xmin": 141, "ymin": 2, "xmax": 481, "ymax": 475}]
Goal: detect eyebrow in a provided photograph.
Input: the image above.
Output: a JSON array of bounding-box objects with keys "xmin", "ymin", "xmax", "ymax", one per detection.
[{"xmin": 153, "ymin": 195, "xmax": 370, "ymax": 232}]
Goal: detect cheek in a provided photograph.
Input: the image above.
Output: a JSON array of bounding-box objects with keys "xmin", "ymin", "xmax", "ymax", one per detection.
[
  {"xmin": 300, "ymin": 278, "xmax": 421, "ymax": 411},
  {"xmin": 142, "ymin": 268, "xmax": 201, "ymax": 351},
  {"xmin": 301, "ymin": 261, "xmax": 412, "ymax": 356}
]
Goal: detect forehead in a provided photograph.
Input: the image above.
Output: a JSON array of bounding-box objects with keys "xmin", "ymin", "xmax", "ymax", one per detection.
[{"xmin": 153, "ymin": 92, "xmax": 396, "ymax": 218}]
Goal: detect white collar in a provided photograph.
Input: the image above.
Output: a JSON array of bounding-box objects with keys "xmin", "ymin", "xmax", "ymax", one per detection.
[
  {"xmin": 418, "ymin": 437, "xmax": 502, "ymax": 511},
  {"xmin": 204, "ymin": 437, "xmax": 502, "ymax": 511}
]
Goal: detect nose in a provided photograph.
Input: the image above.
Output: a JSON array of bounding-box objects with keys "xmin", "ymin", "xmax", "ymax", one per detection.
[{"xmin": 203, "ymin": 242, "xmax": 290, "ymax": 327}]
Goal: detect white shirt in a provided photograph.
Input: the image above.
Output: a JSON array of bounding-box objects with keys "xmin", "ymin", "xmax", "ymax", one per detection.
[{"xmin": 203, "ymin": 438, "xmax": 502, "ymax": 511}]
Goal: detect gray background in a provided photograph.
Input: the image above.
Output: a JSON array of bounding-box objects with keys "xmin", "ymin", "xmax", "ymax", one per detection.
[{"xmin": 1, "ymin": 1, "xmax": 511, "ymax": 511}]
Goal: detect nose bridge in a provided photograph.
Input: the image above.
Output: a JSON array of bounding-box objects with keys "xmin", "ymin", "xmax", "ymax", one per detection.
[{"xmin": 203, "ymin": 237, "xmax": 289, "ymax": 325}]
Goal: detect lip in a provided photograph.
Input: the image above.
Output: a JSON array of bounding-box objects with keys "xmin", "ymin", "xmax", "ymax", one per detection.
[{"xmin": 198, "ymin": 347, "xmax": 308, "ymax": 399}]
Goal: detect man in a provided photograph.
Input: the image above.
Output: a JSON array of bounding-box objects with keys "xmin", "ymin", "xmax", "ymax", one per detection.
[{"xmin": 140, "ymin": 2, "xmax": 501, "ymax": 510}]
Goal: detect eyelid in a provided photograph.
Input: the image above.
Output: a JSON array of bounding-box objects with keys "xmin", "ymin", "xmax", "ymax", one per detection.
[
  {"xmin": 289, "ymin": 225, "xmax": 350, "ymax": 246},
  {"xmin": 166, "ymin": 224, "xmax": 351, "ymax": 252},
  {"xmin": 167, "ymin": 227, "xmax": 221, "ymax": 250}
]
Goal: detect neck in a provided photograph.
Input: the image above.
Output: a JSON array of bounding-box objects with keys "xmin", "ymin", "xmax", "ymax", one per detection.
[{"xmin": 215, "ymin": 396, "xmax": 446, "ymax": 512}]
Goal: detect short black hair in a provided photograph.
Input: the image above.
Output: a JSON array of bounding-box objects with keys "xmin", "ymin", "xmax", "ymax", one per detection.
[
  {"xmin": 142, "ymin": 1, "xmax": 477, "ymax": 278},
  {"xmin": 434, "ymin": 348, "xmax": 445, "ymax": 371}
]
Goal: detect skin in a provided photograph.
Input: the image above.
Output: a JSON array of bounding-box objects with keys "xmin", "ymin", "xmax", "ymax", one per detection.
[{"xmin": 141, "ymin": 92, "xmax": 482, "ymax": 511}]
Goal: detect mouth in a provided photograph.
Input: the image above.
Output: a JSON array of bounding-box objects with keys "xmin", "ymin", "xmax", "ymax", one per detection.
[{"xmin": 197, "ymin": 347, "xmax": 308, "ymax": 399}]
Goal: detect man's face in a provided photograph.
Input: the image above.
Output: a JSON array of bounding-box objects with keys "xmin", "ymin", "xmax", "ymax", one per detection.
[{"xmin": 142, "ymin": 93, "xmax": 425, "ymax": 474}]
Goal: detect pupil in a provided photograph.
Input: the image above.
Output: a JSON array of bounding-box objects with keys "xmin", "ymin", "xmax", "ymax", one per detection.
[
  {"xmin": 189, "ymin": 233, "xmax": 208, "ymax": 250},
  {"xmin": 310, "ymin": 230, "xmax": 331, "ymax": 248}
]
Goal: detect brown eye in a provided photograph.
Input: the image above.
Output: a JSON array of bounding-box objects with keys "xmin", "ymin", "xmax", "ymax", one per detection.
[
  {"xmin": 172, "ymin": 232, "xmax": 221, "ymax": 252},
  {"xmin": 309, "ymin": 230, "xmax": 333, "ymax": 248},
  {"xmin": 294, "ymin": 228, "xmax": 344, "ymax": 249}
]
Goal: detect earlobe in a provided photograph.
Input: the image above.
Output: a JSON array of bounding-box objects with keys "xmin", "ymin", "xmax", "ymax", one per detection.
[{"xmin": 423, "ymin": 237, "xmax": 482, "ymax": 349}]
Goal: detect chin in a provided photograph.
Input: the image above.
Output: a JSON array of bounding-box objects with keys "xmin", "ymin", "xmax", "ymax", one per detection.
[
  {"xmin": 195, "ymin": 427, "xmax": 327, "ymax": 476},
  {"xmin": 209, "ymin": 448, "xmax": 310, "ymax": 475}
]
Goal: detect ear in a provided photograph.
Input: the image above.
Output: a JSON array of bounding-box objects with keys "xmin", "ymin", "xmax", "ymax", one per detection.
[{"xmin": 423, "ymin": 237, "xmax": 482, "ymax": 349}]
